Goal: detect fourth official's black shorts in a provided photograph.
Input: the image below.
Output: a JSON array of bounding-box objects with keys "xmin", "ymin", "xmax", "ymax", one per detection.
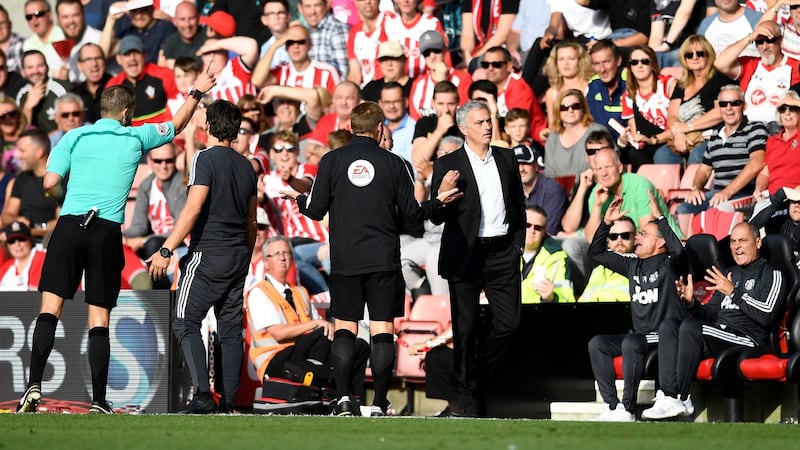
[{"xmin": 328, "ymin": 270, "xmax": 404, "ymax": 322}]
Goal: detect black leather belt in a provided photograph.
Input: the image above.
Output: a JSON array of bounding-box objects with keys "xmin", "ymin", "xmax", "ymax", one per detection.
[{"xmin": 477, "ymin": 235, "xmax": 509, "ymax": 245}]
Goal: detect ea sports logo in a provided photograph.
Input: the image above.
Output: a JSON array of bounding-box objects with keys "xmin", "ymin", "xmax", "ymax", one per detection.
[{"xmin": 348, "ymin": 159, "xmax": 375, "ymax": 187}]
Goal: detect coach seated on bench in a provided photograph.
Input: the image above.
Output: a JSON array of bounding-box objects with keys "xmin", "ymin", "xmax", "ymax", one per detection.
[
  {"xmin": 643, "ymin": 222, "xmax": 789, "ymax": 420},
  {"xmin": 244, "ymin": 235, "xmax": 369, "ymax": 400}
]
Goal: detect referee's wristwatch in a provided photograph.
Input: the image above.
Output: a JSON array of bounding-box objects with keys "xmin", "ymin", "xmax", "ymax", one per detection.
[{"xmin": 159, "ymin": 247, "xmax": 174, "ymax": 258}]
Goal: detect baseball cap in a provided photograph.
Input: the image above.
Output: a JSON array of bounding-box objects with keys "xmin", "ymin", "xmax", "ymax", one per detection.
[
  {"xmin": 256, "ymin": 207, "xmax": 270, "ymax": 228},
  {"xmin": 4, "ymin": 221, "xmax": 31, "ymax": 242},
  {"xmin": 419, "ymin": 31, "xmax": 445, "ymax": 54},
  {"xmin": 118, "ymin": 35, "xmax": 145, "ymax": 55},
  {"xmin": 378, "ymin": 41, "xmax": 405, "ymax": 59},
  {"xmin": 513, "ymin": 142, "xmax": 545, "ymax": 168},
  {"xmin": 200, "ymin": 11, "xmax": 236, "ymax": 38}
]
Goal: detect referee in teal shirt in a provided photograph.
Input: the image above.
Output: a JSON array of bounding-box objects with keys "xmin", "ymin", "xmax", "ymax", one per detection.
[{"xmin": 15, "ymin": 72, "xmax": 216, "ymax": 415}]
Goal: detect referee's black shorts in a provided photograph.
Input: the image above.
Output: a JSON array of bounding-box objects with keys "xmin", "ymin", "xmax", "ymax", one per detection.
[
  {"xmin": 39, "ymin": 215, "xmax": 125, "ymax": 308},
  {"xmin": 328, "ymin": 270, "xmax": 404, "ymax": 322}
]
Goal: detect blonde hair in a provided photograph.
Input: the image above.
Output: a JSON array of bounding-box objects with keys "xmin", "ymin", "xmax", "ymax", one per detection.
[
  {"xmin": 551, "ymin": 89, "xmax": 593, "ymax": 133},
  {"xmin": 0, "ymin": 95, "xmax": 28, "ymax": 138},
  {"xmin": 542, "ymin": 41, "xmax": 593, "ymax": 89},
  {"xmin": 677, "ymin": 35, "xmax": 717, "ymax": 89}
]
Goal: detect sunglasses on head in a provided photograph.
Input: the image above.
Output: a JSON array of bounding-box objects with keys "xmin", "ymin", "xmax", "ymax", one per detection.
[
  {"xmin": 238, "ymin": 128, "xmax": 254, "ymax": 135},
  {"xmin": 585, "ymin": 145, "xmax": 610, "ymax": 156},
  {"xmin": 683, "ymin": 50, "xmax": 706, "ymax": 59},
  {"xmin": 241, "ymin": 107, "xmax": 261, "ymax": 113},
  {"xmin": 480, "ymin": 60, "xmax": 507, "ymax": 69},
  {"xmin": 778, "ymin": 104, "xmax": 800, "ymax": 113},
  {"xmin": 526, "ymin": 223, "xmax": 545, "ymax": 231},
  {"xmin": 608, "ymin": 232, "xmax": 633, "ymax": 241},
  {"xmin": 0, "ymin": 110, "xmax": 19, "ymax": 121},
  {"xmin": 422, "ymin": 48, "xmax": 443, "ymax": 58},
  {"xmin": 60, "ymin": 111, "xmax": 82, "ymax": 119},
  {"xmin": 718, "ymin": 99, "xmax": 744, "ymax": 108},
  {"xmin": 629, "ymin": 58, "xmax": 651, "ymax": 66},
  {"xmin": 25, "ymin": 10, "xmax": 47, "ymax": 21},
  {"xmin": 152, "ymin": 158, "xmax": 175, "ymax": 164},
  {"xmin": 754, "ymin": 36, "xmax": 780, "ymax": 46},
  {"xmin": 559, "ymin": 102, "xmax": 582, "ymax": 112},
  {"xmin": 272, "ymin": 144, "xmax": 296, "ymax": 153},
  {"xmin": 285, "ymin": 39, "xmax": 307, "ymax": 47}
]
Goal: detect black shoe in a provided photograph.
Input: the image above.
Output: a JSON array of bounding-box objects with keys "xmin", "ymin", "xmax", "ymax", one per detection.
[
  {"xmin": 453, "ymin": 396, "xmax": 478, "ymax": 418},
  {"xmin": 16, "ymin": 384, "xmax": 41, "ymax": 413},
  {"xmin": 178, "ymin": 392, "xmax": 218, "ymax": 414},
  {"xmin": 332, "ymin": 396, "xmax": 354, "ymax": 416},
  {"xmin": 89, "ymin": 400, "xmax": 114, "ymax": 414},
  {"xmin": 433, "ymin": 406, "xmax": 454, "ymax": 417}
]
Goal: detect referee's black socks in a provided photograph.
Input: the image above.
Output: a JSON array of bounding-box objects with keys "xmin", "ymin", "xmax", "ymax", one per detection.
[
  {"xmin": 331, "ymin": 329, "xmax": 356, "ymax": 399},
  {"xmin": 28, "ymin": 313, "xmax": 58, "ymax": 387},
  {"xmin": 370, "ymin": 333, "xmax": 394, "ymax": 410},
  {"xmin": 88, "ymin": 327, "xmax": 110, "ymax": 402}
]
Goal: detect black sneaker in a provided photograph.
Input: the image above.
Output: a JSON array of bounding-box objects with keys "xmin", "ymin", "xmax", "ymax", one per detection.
[
  {"xmin": 178, "ymin": 392, "xmax": 218, "ymax": 414},
  {"xmin": 89, "ymin": 400, "xmax": 114, "ymax": 414},
  {"xmin": 16, "ymin": 384, "xmax": 41, "ymax": 413},
  {"xmin": 331, "ymin": 396, "xmax": 354, "ymax": 416},
  {"xmin": 433, "ymin": 406, "xmax": 454, "ymax": 417}
]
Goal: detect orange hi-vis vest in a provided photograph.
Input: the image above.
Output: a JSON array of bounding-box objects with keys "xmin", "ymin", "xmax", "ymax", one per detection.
[{"xmin": 244, "ymin": 279, "xmax": 313, "ymax": 381}]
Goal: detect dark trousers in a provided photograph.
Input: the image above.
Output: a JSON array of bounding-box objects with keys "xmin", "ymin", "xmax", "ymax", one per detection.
[
  {"xmin": 657, "ymin": 318, "xmax": 753, "ymax": 398},
  {"xmin": 449, "ymin": 241, "xmax": 521, "ymax": 404},
  {"xmin": 588, "ymin": 333, "xmax": 656, "ymax": 412},
  {"xmin": 424, "ymin": 346, "xmax": 456, "ymax": 402}
]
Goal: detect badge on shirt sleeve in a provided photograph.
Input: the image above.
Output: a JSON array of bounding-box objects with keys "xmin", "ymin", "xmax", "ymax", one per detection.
[
  {"xmin": 348, "ymin": 159, "xmax": 375, "ymax": 187},
  {"xmin": 156, "ymin": 123, "xmax": 170, "ymax": 136}
]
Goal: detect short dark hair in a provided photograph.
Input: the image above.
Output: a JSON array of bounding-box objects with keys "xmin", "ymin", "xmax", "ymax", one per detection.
[
  {"xmin": 527, "ymin": 205, "xmax": 547, "ymax": 221},
  {"xmin": 19, "ymin": 129, "xmax": 51, "ymax": 156},
  {"xmin": 613, "ymin": 216, "xmax": 636, "ymax": 231},
  {"xmin": 380, "ymin": 81, "xmax": 406, "ymax": 99},
  {"xmin": 240, "ymin": 116, "xmax": 257, "ymax": 132},
  {"xmin": 56, "ymin": 0, "xmax": 83, "ymax": 14},
  {"xmin": 433, "ymin": 80, "xmax": 458, "ymax": 99},
  {"xmin": 589, "ymin": 39, "xmax": 620, "ymax": 60},
  {"xmin": 469, "ymin": 79, "xmax": 498, "ymax": 100},
  {"xmin": 174, "ymin": 57, "xmax": 200, "ymax": 74},
  {"xmin": 262, "ymin": 0, "xmax": 289, "ymax": 13},
  {"xmin": 585, "ymin": 129, "xmax": 615, "ymax": 149},
  {"xmin": 351, "ymin": 101, "xmax": 384, "ymax": 136},
  {"xmin": 207, "ymin": 100, "xmax": 242, "ymax": 142},
  {"xmin": 505, "ymin": 108, "xmax": 530, "ymax": 124},
  {"xmin": 22, "ymin": 50, "xmax": 48, "ymax": 70},
  {"xmin": 485, "ymin": 46, "xmax": 511, "ymax": 62},
  {"xmin": 100, "ymin": 85, "xmax": 135, "ymax": 117}
]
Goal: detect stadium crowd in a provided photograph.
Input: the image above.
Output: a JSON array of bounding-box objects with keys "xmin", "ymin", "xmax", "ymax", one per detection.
[{"xmin": 4, "ymin": 0, "xmax": 800, "ymax": 419}]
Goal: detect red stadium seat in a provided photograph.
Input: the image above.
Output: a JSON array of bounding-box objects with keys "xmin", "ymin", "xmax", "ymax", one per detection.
[{"xmin": 637, "ymin": 164, "xmax": 681, "ymax": 200}]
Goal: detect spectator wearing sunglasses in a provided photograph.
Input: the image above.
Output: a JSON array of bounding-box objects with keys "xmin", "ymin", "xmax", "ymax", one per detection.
[
  {"xmin": 661, "ymin": 35, "xmax": 732, "ymax": 166},
  {"xmin": 587, "ymin": 193, "xmax": 687, "ymax": 422},
  {"xmin": 755, "ymin": 92, "xmax": 800, "ymax": 197},
  {"xmin": 261, "ymin": 130, "xmax": 329, "ymax": 295},
  {"xmin": 408, "ymin": 30, "xmax": 471, "ymax": 121},
  {"xmin": 50, "ymin": 93, "xmax": 85, "ymax": 147},
  {"xmin": 577, "ymin": 216, "xmax": 633, "ymax": 303},
  {"xmin": 481, "ymin": 46, "xmax": 546, "ymax": 145},
  {"xmin": 715, "ymin": 20, "xmax": 800, "ymax": 129},
  {"xmin": 0, "ymin": 221, "xmax": 45, "ymax": 291},
  {"xmin": 618, "ymin": 45, "xmax": 677, "ymax": 171},
  {"xmin": 21, "ymin": 0, "xmax": 67, "ymax": 81},
  {"xmin": 521, "ymin": 205, "xmax": 574, "ymax": 303},
  {"xmin": 122, "ymin": 142, "xmax": 187, "ymax": 281},
  {"xmin": 675, "ymin": 85, "xmax": 767, "ymax": 227}
]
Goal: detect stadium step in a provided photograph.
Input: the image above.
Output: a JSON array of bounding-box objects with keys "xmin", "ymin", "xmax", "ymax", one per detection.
[{"xmin": 550, "ymin": 380, "xmax": 657, "ymax": 421}]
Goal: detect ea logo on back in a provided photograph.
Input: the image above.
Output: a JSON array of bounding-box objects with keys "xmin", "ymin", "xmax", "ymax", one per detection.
[{"xmin": 348, "ymin": 159, "xmax": 375, "ymax": 187}]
